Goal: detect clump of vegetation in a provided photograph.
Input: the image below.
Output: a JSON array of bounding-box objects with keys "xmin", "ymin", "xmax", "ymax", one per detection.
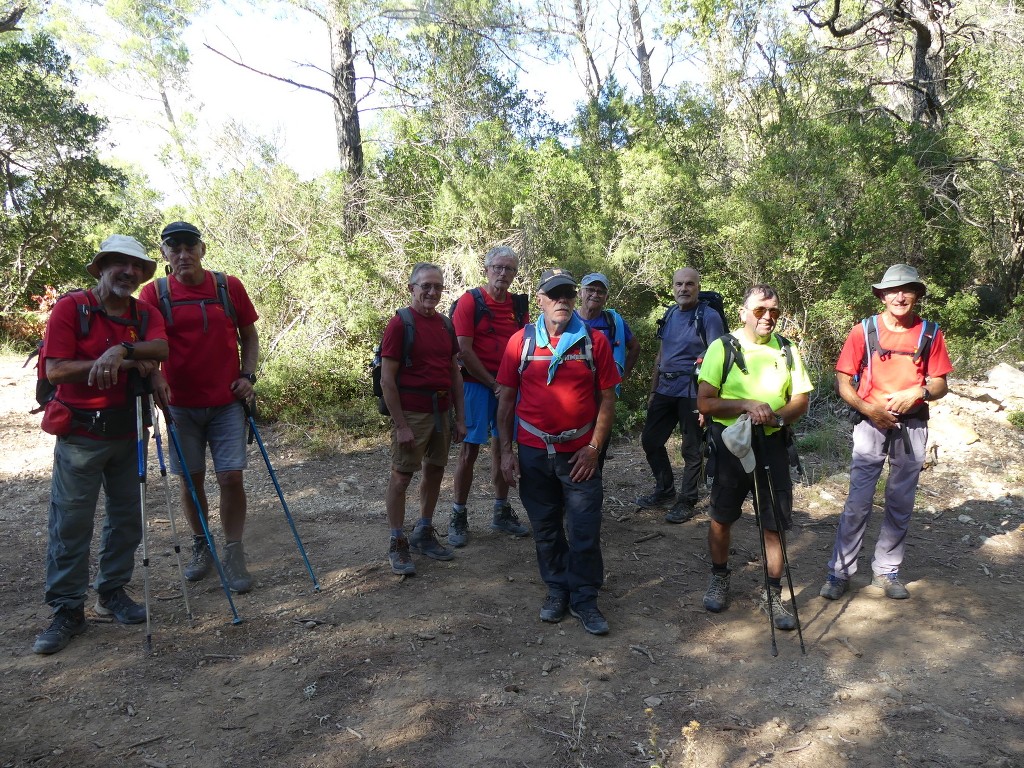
[{"xmin": 1008, "ymin": 411, "xmax": 1024, "ymax": 430}]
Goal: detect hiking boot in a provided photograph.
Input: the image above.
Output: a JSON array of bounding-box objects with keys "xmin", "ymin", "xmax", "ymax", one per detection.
[
  {"xmin": 664, "ymin": 499, "xmax": 697, "ymax": 524},
  {"xmin": 569, "ymin": 604, "xmax": 609, "ymax": 635},
  {"xmin": 388, "ymin": 537, "xmax": 416, "ymax": 575},
  {"xmin": 871, "ymin": 572, "xmax": 910, "ymax": 599},
  {"xmin": 221, "ymin": 541, "xmax": 253, "ymax": 593},
  {"xmin": 32, "ymin": 606, "xmax": 87, "ymax": 655},
  {"xmin": 410, "ymin": 523, "xmax": 455, "ymax": 561},
  {"xmin": 184, "ymin": 536, "xmax": 214, "ymax": 581},
  {"xmin": 95, "ymin": 587, "xmax": 146, "ymax": 625},
  {"xmin": 819, "ymin": 574, "xmax": 849, "ymax": 600},
  {"xmin": 490, "ymin": 504, "xmax": 530, "ymax": 537},
  {"xmin": 760, "ymin": 587, "xmax": 797, "ymax": 631},
  {"xmin": 636, "ymin": 487, "xmax": 674, "ymax": 508},
  {"xmin": 539, "ymin": 593, "xmax": 569, "ymax": 623},
  {"xmin": 703, "ymin": 572, "xmax": 730, "ymax": 613},
  {"xmin": 448, "ymin": 509, "xmax": 469, "ymax": 548}
]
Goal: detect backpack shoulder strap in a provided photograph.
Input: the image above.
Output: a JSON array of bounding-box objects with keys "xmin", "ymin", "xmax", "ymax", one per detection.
[
  {"xmin": 655, "ymin": 304, "xmax": 675, "ymax": 340},
  {"xmin": 913, "ymin": 319, "xmax": 938, "ymax": 368},
  {"xmin": 212, "ymin": 271, "xmax": 238, "ymax": 327},
  {"xmin": 720, "ymin": 333, "xmax": 747, "ymax": 386},
  {"xmin": 511, "ymin": 293, "xmax": 529, "ymax": 328},
  {"xmin": 694, "ymin": 302, "xmax": 707, "ymax": 348},
  {"xmin": 155, "ymin": 276, "xmax": 174, "ymax": 324},
  {"xmin": 469, "ymin": 287, "xmax": 491, "ymax": 327},
  {"xmin": 396, "ymin": 307, "xmax": 416, "ymax": 368},
  {"xmin": 518, "ymin": 324, "xmax": 536, "ymax": 373},
  {"xmin": 775, "ymin": 333, "xmax": 794, "ymax": 370},
  {"xmin": 601, "ymin": 310, "xmax": 616, "ymax": 343}
]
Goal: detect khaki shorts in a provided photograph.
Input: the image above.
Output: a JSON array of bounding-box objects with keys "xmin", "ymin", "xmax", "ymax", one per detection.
[{"xmin": 391, "ymin": 410, "xmax": 452, "ymax": 473}]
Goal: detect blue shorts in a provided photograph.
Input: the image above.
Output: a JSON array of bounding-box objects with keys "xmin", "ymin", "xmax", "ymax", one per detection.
[
  {"xmin": 167, "ymin": 402, "xmax": 247, "ymax": 476},
  {"xmin": 463, "ymin": 381, "xmax": 501, "ymax": 445}
]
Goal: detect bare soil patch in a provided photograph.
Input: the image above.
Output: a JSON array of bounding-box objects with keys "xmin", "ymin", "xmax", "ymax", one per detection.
[{"xmin": 1, "ymin": 355, "xmax": 1022, "ymax": 768}]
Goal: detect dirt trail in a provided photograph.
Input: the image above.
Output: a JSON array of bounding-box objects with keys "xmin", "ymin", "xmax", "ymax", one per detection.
[{"xmin": 1, "ymin": 355, "xmax": 1022, "ymax": 768}]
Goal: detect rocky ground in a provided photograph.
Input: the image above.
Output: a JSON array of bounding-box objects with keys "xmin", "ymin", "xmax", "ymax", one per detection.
[{"xmin": 1, "ymin": 355, "xmax": 1022, "ymax": 768}]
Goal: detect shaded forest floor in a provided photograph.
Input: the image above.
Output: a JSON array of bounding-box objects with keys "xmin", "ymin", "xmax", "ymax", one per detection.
[{"xmin": 1, "ymin": 355, "xmax": 1022, "ymax": 768}]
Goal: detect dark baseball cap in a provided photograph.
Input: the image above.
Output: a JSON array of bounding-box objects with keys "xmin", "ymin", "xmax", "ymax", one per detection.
[
  {"xmin": 537, "ymin": 268, "xmax": 577, "ymax": 293},
  {"xmin": 161, "ymin": 221, "xmax": 202, "ymax": 241}
]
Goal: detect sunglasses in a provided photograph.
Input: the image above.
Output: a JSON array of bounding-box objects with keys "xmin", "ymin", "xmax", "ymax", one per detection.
[
  {"xmin": 748, "ymin": 306, "xmax": 780, "ymax": 319},
  {"xmin": 163, "ymin": 235, "xmax": 201, "ymax": 249},
  {"xmin": 544, "ymin": 289, "xmax": 577, "ymax": 301}
]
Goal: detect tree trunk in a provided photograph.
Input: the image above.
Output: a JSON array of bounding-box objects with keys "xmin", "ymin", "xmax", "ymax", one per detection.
[
  {"xmin": 627, "ymin": 0, "xmax": 652, "ymax": 100},
  {"xmin": 329, "ymin": 18, "xmax": 363, "ymax": 179}
]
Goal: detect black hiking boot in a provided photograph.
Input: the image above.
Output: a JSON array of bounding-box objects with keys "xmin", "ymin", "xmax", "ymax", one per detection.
[{"xmin": 33, "ymin": 606, "xmax": 88, "ymax": 655}]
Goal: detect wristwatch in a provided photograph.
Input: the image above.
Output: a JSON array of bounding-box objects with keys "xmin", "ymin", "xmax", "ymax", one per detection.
[
  {"xmin": 242, "ymin": 373, "xmax": 257, "ymax": 384},
  {"xmin": 120, "ymin": 342, "xmax": 135, "ymax": 359},
  {"xmin": 922, "ymin": 386, "xmax": 931, "ymax": 402},
  {"xmin": 775, "ymin": 414, "xmax": 785, "ymax": 427}
]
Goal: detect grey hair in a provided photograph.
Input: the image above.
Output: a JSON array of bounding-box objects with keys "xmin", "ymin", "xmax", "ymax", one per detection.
[
  {"xmin": 742, "ymin": 283, "xmax": 779, "ymax": 306},
  {"xmin": 483, "ymin": 246, "xmax": 518, "ymax": 268},
  {"xmin": 409, "ymin": 262, "xmax": 442, "ymax": 285}
]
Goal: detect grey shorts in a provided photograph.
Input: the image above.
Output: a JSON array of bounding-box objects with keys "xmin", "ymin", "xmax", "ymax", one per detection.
[{"xmin": 167, "ymin": 402, "xmax": 247, "ymax": 476}]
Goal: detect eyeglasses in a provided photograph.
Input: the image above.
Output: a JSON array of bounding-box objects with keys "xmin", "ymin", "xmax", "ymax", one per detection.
[
  {"xmin": 489, "ymin": 264, "xmax": 517, "ymax": 273},
  {"xmin": 163, "ymin": 235, "xmax": 201, "ymax": 250},
  {"xmin": 883, "ymin": 288, "xmax": 916, "ymax": 297},
  {"xmin": 543, "ymin": 289, "xmax": 577, "ymax": 301},
  {"xmin": 414, "ymin": 282, "xmax": 445, "ymax": 293},
  {"xmin": 748, "ymin": 306, "xmax": 781, "ymax": 319},
  {"xmin": 582, "ymin": 286, "xmax": 608, "ymax": 295}
]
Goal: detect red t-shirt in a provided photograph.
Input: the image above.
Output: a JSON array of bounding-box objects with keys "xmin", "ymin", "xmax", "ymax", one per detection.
[
  {"xmin": 42, "ymin": 291, "xmax": 167, "ymax": 412},
  {"xmin": 381, "ymin": 309, "xmax": 458, "ymax": 414},
  {"xmin": 139, "ymin": 272, "xmax": 259, "ymax": 408},
  {"xmin": 496, "ymin": 327, "xmax": 620, "ymax": 452},
  {"xmin": 452, "ymin": 288, "xmax": 529, "ymax": 383},
  {"xmin": 835, "ymin": 314, "xmax": 953, "ymax": 407}
]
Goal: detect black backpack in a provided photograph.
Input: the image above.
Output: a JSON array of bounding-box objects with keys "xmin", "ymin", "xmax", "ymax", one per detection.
[
  {"xmin": 371, "ymin": 308, "xmax": 456, "ymax": 416},
  {"xmin": 656, "ymin": 290, "xmax": 729, "ymax": 348},
  {"xmin": 154, "ymin": 271, "xmax": 237, "ymax": 331},
  {"xmin": 26, "ymin": 290, "xmax": 151, "ymax": 414},
  {"xmin": 449, "ymin": 287, "xmax": 529, "ymax": 331}
]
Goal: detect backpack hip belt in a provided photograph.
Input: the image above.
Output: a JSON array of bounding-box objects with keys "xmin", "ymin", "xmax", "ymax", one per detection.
[
  {"xmin": 67, "ymin": 403, "xmax": 141, "ymax": 437},
  {"xmin": 660, "ymin": 370, "xmax": 693, "ymax": 381},
  {"xmin": 518, "ymin": 418, "xmax": 594, "ymax": 458}
]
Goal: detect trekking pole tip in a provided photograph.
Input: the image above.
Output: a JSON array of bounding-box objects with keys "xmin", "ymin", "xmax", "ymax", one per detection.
[{"xmin": 231, "ymin": 616, "xmax": 244, "ymax": 626}]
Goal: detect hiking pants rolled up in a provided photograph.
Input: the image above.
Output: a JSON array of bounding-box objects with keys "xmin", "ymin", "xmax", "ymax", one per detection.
[
  {"xmin": 517, "ymin": 444, "xmax": 604, "ymax": 610},
  {"xmin": 828, "ymin": 417, "xmax": 927, "ymax": 578},
  {"xmin": 640, "ymin": 393, "xmax": 702, "ymax": 503},
  {"xmin": 45, "ymin": 434, "xmax": 143, "ymax": 610}
]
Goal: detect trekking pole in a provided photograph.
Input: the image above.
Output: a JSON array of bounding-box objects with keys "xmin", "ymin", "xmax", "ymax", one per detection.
[
  {"xmin": 748, "ymin": 463, "xmax": 779, "ymax": 657},
  {"xmin": 753, "ymin": 425, "xmax": 806, "ymax": 655},
  {"xmin": 241, "ymin": 401, "xmax": 320, "ymax": 591},
  {"xmin": 150, "ymin": 396, "xmax": 193, "ymax": 622},
  {"xmin": 163, "ymin": 407, "xmax": 243, "ymax": 625},
  {"xmin": 132, "ymin": 374, "xmax": 154, "ymax": 654}
]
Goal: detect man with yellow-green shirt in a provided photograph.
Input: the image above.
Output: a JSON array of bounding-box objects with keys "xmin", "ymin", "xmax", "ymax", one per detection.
[{"xmin": 696, "ymin": 284, "xmax": 812, "ymax": 630}]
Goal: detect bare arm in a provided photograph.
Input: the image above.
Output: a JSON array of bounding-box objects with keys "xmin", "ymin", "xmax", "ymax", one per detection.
[
  {"xmin": 381, "ymin": 357, "xmax": 414, "ymax": 448},
  {"xmin": 450, "ymin": 355, "xmax": 466, "ymax": 443},
  {"xmin": 47, "ymin": 339, "xmax": 169, "ymax": 390},
  {"xmin": 623, "ymin": 335, "xmax": 641, "ymax": 381},
  {"xmin": 568, "ymin": 387, "xmax": 616, "ymax": 483},
  {"xmin": 231, "ymin": 323, "xmax": 260, "ymax": 401},
  {"xmin": 648, "ymin": 346, "xmax": 662, "ymax": 401},
  {"xmin": 457, "ymin": 336, "xmax": 498, "ymax": 392},
  {"xmin": 697, "ymin": 381, "xmax": 806, "ymax": 427},
  {"xmin": 497, "ymin": 383, "xmax": 519, "ymax": 486}
]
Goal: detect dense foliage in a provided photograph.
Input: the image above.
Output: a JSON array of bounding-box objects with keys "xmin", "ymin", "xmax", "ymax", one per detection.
[{"xmin": 4, "ymin": 0, "xmax": 1023, "ymax": 429}]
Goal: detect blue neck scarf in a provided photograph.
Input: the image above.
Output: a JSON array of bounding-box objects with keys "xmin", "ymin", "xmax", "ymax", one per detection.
[{"xmin": 534, "ymin": 311, "xmax": 589, "ymax": 384}]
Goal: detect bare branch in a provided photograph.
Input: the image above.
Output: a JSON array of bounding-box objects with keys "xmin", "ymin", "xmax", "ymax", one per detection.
[{"xmin": 202, "ymin": 43, "xmax": 341, "ymax": 108}]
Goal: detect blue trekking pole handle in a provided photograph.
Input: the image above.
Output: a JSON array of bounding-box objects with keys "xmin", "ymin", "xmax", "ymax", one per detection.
[
  {"xmin": 241, "ymin": 401, "xmax": 320, "ymax": 591},
  {"xmin": 162, "ymin": 404, "xmax": 244, "ymax": 625}
]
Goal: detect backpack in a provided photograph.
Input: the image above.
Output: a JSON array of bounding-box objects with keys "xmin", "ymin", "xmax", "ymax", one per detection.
[
  {"xmin": 27, "ymin": 290, "xmax": 151, "ymax": 414},
  {"xmin": 449, "ymin": 287, "xmax": 529, "ymax": 331},
  {"xmin": 853, "ymin": 315, "xmax": 939, "ymax": 389},
  {"xmin": 517, "ymin": 323, "xmax": 596, "ymax": 376},
  {"xmin": 656, "ymin": 290, "xmax": 729, "ymax": 348},
  {"xmin": 371, "ymin": 308, "xmax": 456, "ymax": 416},
  {"xmin": 154, "ymin": 271, "xmax": 237, "ymax": 331},
  {"xmin": 711, "ymin": 332, "xmax": 804, "ymax": 480}
]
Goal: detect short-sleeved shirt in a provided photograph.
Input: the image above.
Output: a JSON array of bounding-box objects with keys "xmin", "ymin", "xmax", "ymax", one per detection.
[
  {"xmin": 139, "ymin": 271, "xmax": 259, "ymax": 408},
  {"xmin": 835, "ymin": 314, "xmax": 952, "ymax": 408},
  {"xmin": 581, "ymin": 310, "xmax": 634, "ymax": 358},
  {"xmin": 698, "ymin": 333, "xmax": 814, "ymax": 433},
  {"xmin": 657, "ymin": 303, "xmax": 725, "ymax": 398},
  {"xmin": 381, "ymin": 309, "xmax": 457, "ymax": 414},
  {"xmin": 42, "ymin": 291, "xmax": 168, "ymax": 413},
  {"xmin": 496, "ymin": 327, "xmax": 620, "ymax": 453},
  {"xmin": 452, "ymin": 288, "xmax": 528, "ymax": 383}
]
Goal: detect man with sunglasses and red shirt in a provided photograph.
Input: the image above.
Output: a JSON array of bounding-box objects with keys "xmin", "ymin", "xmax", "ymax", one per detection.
[
  {"xmin": 140, "ymin": 221, "xmax": 260, "ymax": 594},
  {"xmin": 697, "ymin": 284, "xmax": 812, "ymax": 630},
  {"xmin": 820, "ymin": 265, "xmax": 951, "ymax": 602}
]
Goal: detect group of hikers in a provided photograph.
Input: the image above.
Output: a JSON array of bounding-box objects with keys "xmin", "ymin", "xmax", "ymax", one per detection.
[{"xmin": 29, "ymin": 230, "xmax": 952, "ymax": 654}]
